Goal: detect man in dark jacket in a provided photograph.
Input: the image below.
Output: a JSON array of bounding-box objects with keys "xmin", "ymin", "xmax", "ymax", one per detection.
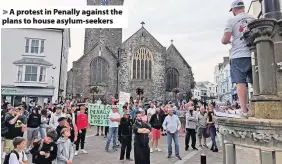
[
  {"xmin": 149, "ymin": 108, "xmax": 162, "ymax": 153},
  {"xmin": 30, "ymin": 129, "xmax": 58, "ymax": 164},
  {"xmin": 119, "ymin": 111, "xmax": 133, "ymax": 162},
  {"xmin": 132, "ymin": 112, "xmax": 151, "ymax": 164}
]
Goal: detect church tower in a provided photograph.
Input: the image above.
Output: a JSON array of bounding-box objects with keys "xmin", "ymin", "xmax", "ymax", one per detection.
[{"xmin": 84, "ymin": 0, "xmax": 124, "ymax": 55}]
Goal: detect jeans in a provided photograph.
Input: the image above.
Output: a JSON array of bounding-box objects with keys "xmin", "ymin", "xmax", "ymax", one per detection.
[
  {"xmin": 105, "ymin": 127, "xmax": 118, "ymax": 151},
  {"xmin": 39, "ymin": 127, "xmax": 46, "ymax": 139},
  {"xmin": 185, "ymin": 128, "xmax": 196, "ymax": 148},
  {"xmin": 209, "ymin": 125, "xmax": 217, "ymax": 149},
  {"xmin": 167, "ymin": 132, "xmax": 179, "ymax": 156}
]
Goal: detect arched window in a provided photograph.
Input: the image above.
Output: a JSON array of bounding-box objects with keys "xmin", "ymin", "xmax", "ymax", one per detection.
[
  {"xmin": 90, "ymin": 57, "xmax": 108, "ymax": 84},
  {"xmin": 132, "ymin": 47, "xmax": 153, "ymax": 79},
  {"xmin": 166, "ymin": 68, "xmax": 179, "ymax": 91}
]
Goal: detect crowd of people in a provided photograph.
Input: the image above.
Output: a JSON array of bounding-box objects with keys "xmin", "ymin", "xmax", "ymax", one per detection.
[{"xmin": 1, "ymin": 97, "xmax": 221, "ymax": 164}]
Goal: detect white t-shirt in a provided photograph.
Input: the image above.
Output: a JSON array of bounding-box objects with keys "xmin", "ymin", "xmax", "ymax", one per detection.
[
  {"xmin": 108, "ymin": 112, "xmax": 121, "ymax": 128},
  {"xmin": 147, "ymin": 108, "xmax": 156, "ymax": 122},
  {"xmin": 224, "ymin": 12, "xmax": 255, "ymax": 59},
  {"xmin": 9, "ymin": 151, "xmax": 28, "ymax": 164}
]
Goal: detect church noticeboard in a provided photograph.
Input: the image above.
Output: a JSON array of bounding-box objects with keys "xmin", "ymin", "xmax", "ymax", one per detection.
[{"xmin": 88, "ymin": 103, "xmax": 123, "ymax": 126}]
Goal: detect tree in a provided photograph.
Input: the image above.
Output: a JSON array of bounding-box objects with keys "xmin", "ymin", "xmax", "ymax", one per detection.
[{"xmin": 90, "ymin": 86, "xmax": 100, "ymax": 103}]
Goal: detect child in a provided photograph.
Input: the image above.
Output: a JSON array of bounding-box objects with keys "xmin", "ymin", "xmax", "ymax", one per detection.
[
  {"xmin": 56, "ymin": 128, "xmax": 74, "ymax": 164},
  {"xmin": 30, "ymin": 129, "xmax": 58, "ymax": 164},
  {"xmin": 7, "ymin": 137, "xmax": 28, "ymax": 164},
  {"xmin": 75, "ymin": 106, "xmax": 88, "ymax": 156}
]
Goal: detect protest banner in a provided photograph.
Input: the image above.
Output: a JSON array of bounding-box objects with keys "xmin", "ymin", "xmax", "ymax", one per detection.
[
  {"xmin": 88, "ymin": 103, "xmax": 123, "ymax": 126},
  {"xmin": 119, "ymin": 91, "xmax": 130, "ymax": 105}
]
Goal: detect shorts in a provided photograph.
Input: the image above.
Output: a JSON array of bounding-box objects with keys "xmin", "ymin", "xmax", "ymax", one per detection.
[
  {"xmin": 197, "ymin": 127, "xmax": 209, "ymax": 139},
  {"xmin": 151, "ymin": 128, "xmax": 161, "ymax": 140},
  {"xmin": 27, "ymin": 127, "xmax": 39, "ymax": 140},
  {"xmin": 5, "ymin": 139, "xmax": 13, "ymax": 153},
  {"xmin": 230, "ymin": 57, "xmax": 253, "ymax": 84}
]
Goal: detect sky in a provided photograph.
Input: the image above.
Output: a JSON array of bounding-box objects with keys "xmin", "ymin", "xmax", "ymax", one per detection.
[{"xmin": 1, "ymin": 0, "xmax": 253, "ymax": 83}]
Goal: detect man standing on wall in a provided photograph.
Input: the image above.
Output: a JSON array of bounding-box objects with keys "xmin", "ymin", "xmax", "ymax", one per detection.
[{"xmin": 221, "ymin": 0, "xmax": 254, "ymax": 117}]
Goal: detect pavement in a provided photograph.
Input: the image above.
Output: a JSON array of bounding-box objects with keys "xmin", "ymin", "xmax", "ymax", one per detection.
[{"xmin": 22, "ymin": 127, "xmax": 223, "ymax": 164}]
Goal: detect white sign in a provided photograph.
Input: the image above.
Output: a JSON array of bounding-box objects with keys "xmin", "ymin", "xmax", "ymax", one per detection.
[
  {"xmin": 119, "ymin": 91, "xmax": 130, "ymax": 105},
  {"xmin": 1, "ymin": 6, "xmax": 128, "ymax": 28}
]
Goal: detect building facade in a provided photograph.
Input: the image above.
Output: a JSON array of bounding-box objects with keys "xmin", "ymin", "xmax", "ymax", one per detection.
[
  {"xmin": 1, "ymin": 28, "xmax": 71, "ymax": 106},
  {"xmin": 67, "ymin": 0, "xmax": 194, "ymax": 103},
  {"xmin": 192, "ymin": 81, "xmax": 217, "ymax": 101}
]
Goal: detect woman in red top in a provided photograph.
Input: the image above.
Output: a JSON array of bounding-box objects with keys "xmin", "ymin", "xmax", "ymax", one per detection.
[{"xmin": 75, "ymin": 106, "xmax": 88, "ymax": 156}]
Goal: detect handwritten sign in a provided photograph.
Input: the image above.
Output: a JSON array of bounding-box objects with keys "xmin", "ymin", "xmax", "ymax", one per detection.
[
  {"xmin": 88, "ymin": 103, "xmax": 123, "ymax": 126},
  {"xmin": 119, "ymin": 91, "xmax": 130, "ymax": 105}
]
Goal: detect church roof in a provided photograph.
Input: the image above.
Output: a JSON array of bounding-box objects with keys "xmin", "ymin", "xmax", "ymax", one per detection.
[
  {"xmin": 123, "ymin": 26, "xmax": 165, "ymax": 48},
  {"xmin": 75, "ymin": 41, "xmax": 101, "ymax": 63},
  {"xmin": 167, "ymin": 44, "xmax": 191, "ymax": 69}
]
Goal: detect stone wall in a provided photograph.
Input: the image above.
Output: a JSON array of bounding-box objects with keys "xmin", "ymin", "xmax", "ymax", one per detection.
[
  {"xmin": 165, "ymin": 45, "xmax": 194, "ymax": 100},
  {"xmin": 120, "ymin": 27, "xmax": 166, "ymax": 101},
  {"xmin": 66, "ymin": 69, "xmax": 73, "ymax": 97}
]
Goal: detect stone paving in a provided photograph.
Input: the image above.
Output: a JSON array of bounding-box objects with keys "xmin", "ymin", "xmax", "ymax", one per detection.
[{"xmin": 24, "ymin": 127, "xmax": 223, "ymax": 164}]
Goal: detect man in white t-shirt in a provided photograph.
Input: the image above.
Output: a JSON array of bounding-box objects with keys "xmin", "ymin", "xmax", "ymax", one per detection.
[
  {"xmin": 147, "ymin": 103, "xmax": 156, "ymax": 123},
  {"xmin": 105, "ymin": 105, "xmax": 121, "ymax": 152},
  {"xmin": 222, "ymin": 0, "xmax": 254, "ymax": 118}
]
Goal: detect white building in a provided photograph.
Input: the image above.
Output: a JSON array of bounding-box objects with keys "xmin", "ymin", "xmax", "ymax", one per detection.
[
  {"xmin": 192, "ymin": 81, "xmax": 217, "ymax": 101},
  {"xmin": 214, "ymin": 57, "xmax": 233, "ymax": 103},
  {"xmin": 1, "ymin": 28, "xmax": 71, "ymax": 106}
]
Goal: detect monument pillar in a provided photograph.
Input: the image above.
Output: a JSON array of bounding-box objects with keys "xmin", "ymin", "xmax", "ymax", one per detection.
[{"xmin": 217, "ymin": 1, "xmax": 282, "ymax": 164}]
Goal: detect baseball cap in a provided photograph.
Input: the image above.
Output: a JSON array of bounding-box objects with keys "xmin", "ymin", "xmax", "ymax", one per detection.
[{"xmin": 229, "ymin": 0, "xmax": 245, "ymax": 12}]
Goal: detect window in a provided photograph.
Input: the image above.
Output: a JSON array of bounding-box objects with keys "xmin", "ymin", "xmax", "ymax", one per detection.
[
  {"xmin": 166, "ymin": 68, "xmax": 179, "ymax": 91},
  {"xmin": 90, "ymin": 57, "xmax": 108, "ymax": 84},
  {"xmin": 17, "ymin": 66, "xmax": 23, "ymax": 81},
  {"xmin": 25, "ymin": 38, "xmax": 45, "ymax": 54},
  {"xmin": 39, "ymin": 67, "xmax": 46, "ymax": 82},
  {"xmin": 132, "ymin": 47, "xmax": 153, "ymax": 80},
  {"xmin": 25, "ymin": 66, "xmax": 38, "ymax": 81}
]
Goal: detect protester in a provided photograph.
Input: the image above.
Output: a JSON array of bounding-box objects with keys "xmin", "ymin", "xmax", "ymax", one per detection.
[
  {"xmin": 207, "ymin": 104, "xmax": 218, "ymax": 152},
  {"xmin": 65, "ymin": 113, "xmax": 78, "ymax": 144},
  {"xmin": 147, "ymin": 102, "xmax": 156, "ymax": 122},
  {"xmin": 179, "ymin": 104, "xmax": 186, "ymax": 137},
  {"xmin": 56, "ymin": 128, "xmax": 74, "ymax": 164},
  {"xmin": 149, "ymin": 108, "xmax": 162, "ymax": 153},
  {"xmin": 197, "ymin": 106, "xmax": 208, "ymax": 148},
  {"xmin": 49, "ymin": 106, "xmax": 66, "ymax": 128},
  {"xmin": 119, "ymin": 111, "xmax": 133, "ymax": 162},
  {"xmin": 162, "ymin": 107, "xmax": 182, "ymax": 160},
  {"xmin": 140, "ymin": 110, "xmax": 148, "ymax": 123},
  {"xmin": 55, "ymin": 117, "xmax": 67, "ymax": 141},
  {"xmin": 185, "ymin": 106, "xmax": 198, "ymax": 151},
  {"xmin": 30, "ymin": 129, "xmax": 58, "ymax": 164},
  {"xmin": 222, "ymin": 0, "xmax": 254, "ymax": 117},
  {"xmin": 105, "ymin": 105, "xmax": 121, "ymax": 152},
  {"xmin": 7, "ymin": 137, "xmax": 28, "ymax": 164},
  {"xmin": 40, "ymin": 109, "xmax": 49, "ymax": 139},
  {"xmin": 75, "ymin": 106, "xmax": 88, "ymax": 155},
  {"xmin": 132, "ymin": 112, "xmax": 151, "ymax": 164}
]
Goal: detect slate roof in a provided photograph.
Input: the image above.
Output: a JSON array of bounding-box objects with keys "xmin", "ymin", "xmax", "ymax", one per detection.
[{"xmin": 13, "ymin": 57, "xmax": 53, "ymax": 66}]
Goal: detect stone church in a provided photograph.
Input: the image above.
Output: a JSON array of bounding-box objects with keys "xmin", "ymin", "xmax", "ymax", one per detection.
[{"xmin": 66, "ymin": 0, "xmax": 194, "ymax": 102}]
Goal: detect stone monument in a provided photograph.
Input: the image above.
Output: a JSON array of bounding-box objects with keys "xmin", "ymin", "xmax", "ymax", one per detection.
[{"xmin": 217, "ymin": 0, "xmax": 282, "ymax": 164}]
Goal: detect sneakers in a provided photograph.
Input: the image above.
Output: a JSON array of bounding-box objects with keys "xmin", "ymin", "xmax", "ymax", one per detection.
[
  {"xmin": 237, "ymin": 110, "xmax": 249, "ymax": 119},
  {"xmin": 213, "ymin": 147, "xmax": 219, "ymax": 152},
  {"xmin": 74, "ymin": 151, "xmax": 78, "ymax": 156},
  {"xmin": 203, "ymin": 144, "xmax": 208, "ymax": 148},
  {"xmin": 126, "ymin": 158, "xmax": 133, "ymax": 161},
  {"xmin": 80, "ymin": 149, "xmax": 88, "ymax": 154},
  {"xmin": 155, "ymin": 148, "xmax": 162, "ymax": 152},
  {"xmin": 167, "ymin": 154, "xmax": 171, "ymax": 158},
  {"xmin": 150, "ymin": 148, "xmax": 153, "ymax": 153},
  {"xmin": 95, "ymin": 133, "xmax": 99, "ymax": 136},
  {"xmin": 176, "ymin": 156, "xmax": 182, "ymax": 160},
  {"xmin": 192, "ymin": 147, "xmax": 198, "ymax": 151},
  {"xmin": 119, "ymin": 159, "xmax": 124, "ymax": 163},
  {"xmin": 185, "ymin": 146, "xmax": 189, "ymax": 151},
  {"xmin": 199, "ymin": 144, "xmax": 202, "ymax": 148}
]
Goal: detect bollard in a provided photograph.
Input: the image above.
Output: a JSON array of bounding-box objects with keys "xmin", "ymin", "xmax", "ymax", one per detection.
[{"xmin": 201, "ymin": 154, "xmax": 206, "ymax": 164}]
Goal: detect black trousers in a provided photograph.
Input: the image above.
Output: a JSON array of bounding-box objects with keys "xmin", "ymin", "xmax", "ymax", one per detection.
[
  {"xmin": 119, "ymin": 136, "xmax": 132, "ymax": 160},
  {"xmin": 76, "ymin": 129, "xmax": 86, "ymax": 150},
  {"xmin": 134, "ymin": 145, "xmax": 150, "ymax": 164},
  {"xmin": 105, "ymin": 126, "xmax": 109, "ymax": 136},
  {"xmin": 185, "ymin": 128, "xmax": 196, "ymax": 148}
]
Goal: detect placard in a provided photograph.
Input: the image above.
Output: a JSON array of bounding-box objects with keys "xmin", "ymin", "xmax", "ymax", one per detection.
[
  {"xmin": 88, "ymin": 103, "xmax": 123, "ymax": 126},
  {"xmin": 119, "ymin": 91, "xmax": 130, "ymax": 105}
]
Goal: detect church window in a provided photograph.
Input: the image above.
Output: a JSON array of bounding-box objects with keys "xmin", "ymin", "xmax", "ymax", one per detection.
[
  {"xmin": 132, "ymin": 47, "xmax": 153, "ymax": 80},
  {"xmin": 166, "ymin": 68, "xmax": 179, "ymax": 91},
  {"xmin": 90, "ymin": 57, "xmax": 108, "ymax": 84}
]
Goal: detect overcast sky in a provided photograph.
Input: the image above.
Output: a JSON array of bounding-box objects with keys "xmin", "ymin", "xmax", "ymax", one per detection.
[{"xmin": 2, "ymin": 0, "xmax": 253, "ymax": 83}]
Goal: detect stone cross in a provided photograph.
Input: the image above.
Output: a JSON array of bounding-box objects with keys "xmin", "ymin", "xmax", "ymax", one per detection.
[
  {"xmin": 141, "ymin": 21, "xmax": 145, "ymax": 27},
  {"xmin": 171, "ymin": 39, "xmax": 173, "ymax": 44}
]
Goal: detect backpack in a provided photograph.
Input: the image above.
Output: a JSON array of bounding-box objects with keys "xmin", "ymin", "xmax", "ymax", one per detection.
[{"xmin": 3, "ymin": 150, "xmax": 24, "ymax": 164}]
